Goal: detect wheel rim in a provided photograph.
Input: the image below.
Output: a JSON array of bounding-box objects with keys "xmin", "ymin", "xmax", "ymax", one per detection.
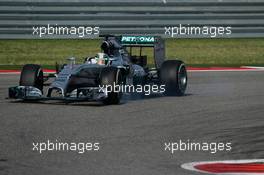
[{"xmin": 178, "ymin": 65, "xmax": 187, "ymax": 93}]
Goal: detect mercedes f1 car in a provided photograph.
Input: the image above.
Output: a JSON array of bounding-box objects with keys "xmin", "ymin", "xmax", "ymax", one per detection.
[{"xmin": 8, "ymin": 35, "xmax": 188, "ymax": 104}]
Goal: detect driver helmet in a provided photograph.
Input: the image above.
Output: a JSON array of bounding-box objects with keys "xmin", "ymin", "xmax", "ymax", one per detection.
[{"xmin": 95, "ymin": 53, "xmax": 109, "ymax": 65}]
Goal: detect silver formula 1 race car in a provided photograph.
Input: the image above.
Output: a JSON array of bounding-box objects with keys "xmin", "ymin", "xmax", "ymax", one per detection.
[{"xmin": 8, "ymin": 35, "xmax": 187, "ymax": 105}]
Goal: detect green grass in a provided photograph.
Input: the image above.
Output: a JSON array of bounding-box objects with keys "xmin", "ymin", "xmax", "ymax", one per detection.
[
  {"xmin": 166, "ymin": 38, "xmax": 264, "ymax": 66},
  {"xmin": 0, "ymin": 39, "xmax": 100, "ymax": 66},
  {"xmin": 0, "ymin": 38, "xmax": 263, "ymax": 69}
]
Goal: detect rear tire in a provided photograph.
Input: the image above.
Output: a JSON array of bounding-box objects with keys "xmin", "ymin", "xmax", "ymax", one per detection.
[
  {"xmin": 19, "ymin": 64, "xmax": 44, "ymax": 91},
  {"xmin": 160, "ymin": 60, "xmax": 187, "ymax": 96},
  {"xmin": 100, "ymin": 67, "xmax": 122, "ymax": 105}
]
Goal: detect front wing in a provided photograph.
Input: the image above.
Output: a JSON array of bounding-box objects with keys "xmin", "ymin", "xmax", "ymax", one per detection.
[{"xmin": 8, "ymin": 86, "xmax": 108, "ymax": 102}]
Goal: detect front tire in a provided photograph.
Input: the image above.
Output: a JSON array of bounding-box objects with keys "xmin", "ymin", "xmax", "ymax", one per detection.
[
  {"xmin": 160, "ymin": 60, "xmax": 187, "ymax": 96},
  {"xmin": 19, "ymin": 64, "xmax": 44, "ymax": 91},
  {"xmin": 100, "ymin": 67, "xmax": 122, "ymax": 105}
]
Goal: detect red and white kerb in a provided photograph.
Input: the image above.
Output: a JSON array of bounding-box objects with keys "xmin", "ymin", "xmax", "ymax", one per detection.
[{"xmin": 181, "ymin": 159, "xmax": 264, "ymax": 175}]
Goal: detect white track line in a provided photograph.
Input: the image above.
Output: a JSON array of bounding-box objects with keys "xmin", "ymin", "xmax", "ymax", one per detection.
[{"xmin": 241, "ymin": 66, "xmax": 264, "ymax": 69}]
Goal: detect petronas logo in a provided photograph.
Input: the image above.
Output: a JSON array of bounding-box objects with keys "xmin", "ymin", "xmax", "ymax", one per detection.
[{"xmin": 121, "ymin": 36, "xmax": 155, "ymax": 43}]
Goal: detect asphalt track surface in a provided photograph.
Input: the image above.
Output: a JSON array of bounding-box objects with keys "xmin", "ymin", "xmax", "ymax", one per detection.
[{"xmin": 0, "ymin": 71, "xmax": 264, "ymax": 175}]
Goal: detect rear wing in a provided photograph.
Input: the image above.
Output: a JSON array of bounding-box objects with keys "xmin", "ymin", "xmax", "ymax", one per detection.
[{"xmin": 120, "ymin": 35, "xmax": 165, "ymax": 69}]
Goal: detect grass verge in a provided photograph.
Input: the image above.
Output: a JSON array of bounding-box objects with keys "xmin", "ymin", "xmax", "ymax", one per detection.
[{"xmin": 0, "ymin": 38, "xmax": 263, "ymax": 69}]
